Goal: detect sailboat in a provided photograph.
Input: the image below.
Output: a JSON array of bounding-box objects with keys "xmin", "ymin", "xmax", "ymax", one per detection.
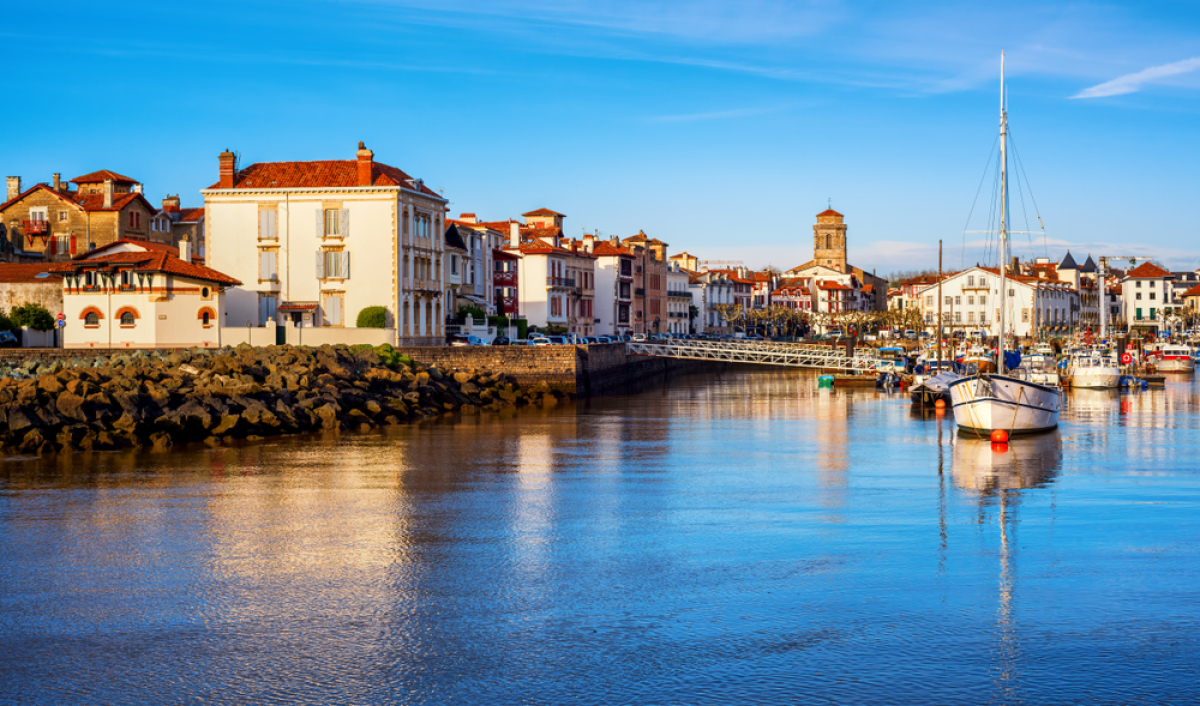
[{"xmin": 949, "ymin": 53, "xmax": 1062, "ymax": 436}]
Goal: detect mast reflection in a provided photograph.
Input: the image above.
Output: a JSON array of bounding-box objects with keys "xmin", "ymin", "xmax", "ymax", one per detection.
[{"xmin": 951, "ymin": 432, "xmax": 1062, "ymax": 703}]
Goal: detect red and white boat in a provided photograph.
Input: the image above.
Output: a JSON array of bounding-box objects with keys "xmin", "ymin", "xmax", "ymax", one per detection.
[{"xmin": 1149, "ymin": 344, "xmax": 1195, "ymax": 374}]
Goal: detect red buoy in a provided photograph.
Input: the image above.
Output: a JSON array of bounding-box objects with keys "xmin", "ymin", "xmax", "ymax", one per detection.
[
  {"xmin": 990, "ymin": 429, "xmax": 1009, "ymax": 443},
  {"xmin": 991, "ymin": 441, "xmax": 1009, "ymax": 453},
  {"xmin": 934, "ymin": 399, "xmax": 946, "ymax": 409}
]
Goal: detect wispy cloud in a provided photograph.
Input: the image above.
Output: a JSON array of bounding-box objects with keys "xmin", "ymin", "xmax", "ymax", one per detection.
[
  {"xmin": 1072, "ymin": 57, "xmax": 1200, "ymax": 99},
  {"xmin": 646, "ymin": 103, "xmax": 797, "ymax": 122}
]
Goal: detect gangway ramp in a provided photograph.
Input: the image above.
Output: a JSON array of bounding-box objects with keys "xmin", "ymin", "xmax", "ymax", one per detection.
[{"xmin": 626, "ymin": 339, "xmax": 880, "ymax": 373}]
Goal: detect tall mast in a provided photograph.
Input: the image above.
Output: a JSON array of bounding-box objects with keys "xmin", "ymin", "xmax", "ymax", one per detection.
[{"xmin": 998, "ymin": 51, "xmax": 1009, "ymax": 375}]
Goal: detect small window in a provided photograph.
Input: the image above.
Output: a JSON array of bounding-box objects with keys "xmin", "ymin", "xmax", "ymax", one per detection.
[
  {"xmin": 324, "ymin": 209, "xmax": 340, "ymax": 237},
  {"xmin": 58, "ymin": 211, "xmax": 68, "ymax": 223},
  {"xmin": 202, "ymin": 311, "xmax": 211, "ymax": 326},
  {"xmin": 120, "ymin": 312, "xmax": 135, "ymax": 326},
  {"xmin": 85, "ymin": 312, "xmax": 99, "ymax": 326},
  {"xmin": 201, "ymin": 286, "xmax": 212, "ymax": 300}
]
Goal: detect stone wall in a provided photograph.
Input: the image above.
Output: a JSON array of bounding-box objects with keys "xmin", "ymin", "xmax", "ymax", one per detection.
[{"xmin": 398, "ymin": 343, "xmax": 722, "ymax": 397}]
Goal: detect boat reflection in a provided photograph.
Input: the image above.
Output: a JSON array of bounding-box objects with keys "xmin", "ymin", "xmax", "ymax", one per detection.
[{"xmin": 951, "ymin": 431, "xmax": 1062, "ymax": 494}]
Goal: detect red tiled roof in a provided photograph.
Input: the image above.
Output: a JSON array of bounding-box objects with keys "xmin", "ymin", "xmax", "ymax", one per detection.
[
  {"xmin": 522, "ymin": 208, "xmax": 564, "ymax": 217},
  {"xmin": 177, "ymin": 207, "xmax": 205, "ymax": 222},
  {"xmin": 817, "ymin": 281, "xmax": 853, "ymax": 291},
  {"xmin": 1126, "ymin": 261, "xmax": 1171, "ymax": 279},
  {"xmin": 0, "ymin": 183, "xmax": 155, "ymax": 214},
  {"xmin": 51, "ymin": 251, "xmax": 240, "ymax": 286},
  {"xmin": 78, "ymin": 239, "xmax": 181, "ymax": 260},
  {"xmin": 70, "ymin": 169, "xmax": 138, "ymax": 184},
  {"xmin": 0, "ymin": 263, "xmax": 56, "ymax": 284},
  {"xmin": 207, "ymin": 160, "xmax": 442, "ymax": 197},
  {"xmin": 592, "ymin": 242, "xmax": 634, "ymax": 257},
  {"xmin": 624, "ymin": 231, "xmax": 649, "ymax": 242},
  {"xmin": 1182, "ymin": 283, "xmax": 1200, "ymax": 298},
  {"xmin": 0, "ymin": 183, "xmax": 79, "ymax": 212},
  {"xmin": 816, "ymin": 208, "xmax": 843, "ymax": 218}
]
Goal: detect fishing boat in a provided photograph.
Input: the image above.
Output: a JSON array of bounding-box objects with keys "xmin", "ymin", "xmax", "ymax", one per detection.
[
  {"xmin": 1018, "ymin": 350, "xmax": 1061, "ymax": 387},
  {"xmin": 874, "ymin": 346, "xmax": 909, "ymax": 374},
  {"xmin": 1069, "ymin": 351, "xmax": 1120, "ymax": 389},
  {"xmin": 1149, "ymin": 344, "xmax": 1195, "ymax": 374},
  {"xmin": 961, "ymin": 345, "xmax": 997, "ymax": 373},
  {"xmin": 949, "ymin": 53, "xmax": 1061, "ymax": 436},
  {"xmin": 910, "ymin": 369, "xmax": 963, "ymax": 405}
]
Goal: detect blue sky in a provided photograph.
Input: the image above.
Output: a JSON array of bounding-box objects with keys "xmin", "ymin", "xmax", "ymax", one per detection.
[{"xmin": 5, "ymin": 0, "xmax": 1200, "ymax": 274}]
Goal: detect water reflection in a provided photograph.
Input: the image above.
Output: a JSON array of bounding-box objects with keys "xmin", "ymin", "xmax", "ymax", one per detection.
[{"xmin": 2, "ymin": 370, "xmax": 1200, "ymax": 705}]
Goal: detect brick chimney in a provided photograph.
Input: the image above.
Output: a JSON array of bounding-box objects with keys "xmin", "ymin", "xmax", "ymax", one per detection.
[
  {"xmin": 356, "ymin": 141, "xmax": 373, "ymax": 186},
  {"xmin": 103, "ymin": 179, "xmax": 114, "ymax": 209},
  {"xmin": 52, "ymin": 173, "xmax": 61, "ymax": 190},
  {"xmin": 178, "ymin": 238, "xmax": 191, "ymax": 264},
  {"xmin": 458, "ymin": 213, "xmax": 478, "ymax": 224},
  {"xmin": 583, "ymin": 234, "xmax": 594, "ymax": 252},
  {"xmin": 6, "ymin": 177, "xmax": 20, "ymax": 202},
  {"xmin": 162, "ymin": 195, "xmax": 181, "ymax": 212},
  {"xmin": 509, "ymin": 221, "xmax": 521, "ymax": 249},
  {"xmin": 218, "ymin": 149, "xmax": 237, "ymax": 189}
]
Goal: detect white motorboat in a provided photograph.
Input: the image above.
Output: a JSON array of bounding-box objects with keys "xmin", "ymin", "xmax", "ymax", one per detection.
[
  {"xmin": 1019, "ymin": 351, "xmax": 1061, "ymax": 387},
  {"xmin": 1070, "ymin": 352, "xmax": 1120, "ymax": 389},
  {"xmin": 948, "ymin": 53, "xmax": 1061, "ymax": 436},
  {"xmin": 1150, "ymin": 344, "xmax": 1195, "ymax": 374}
]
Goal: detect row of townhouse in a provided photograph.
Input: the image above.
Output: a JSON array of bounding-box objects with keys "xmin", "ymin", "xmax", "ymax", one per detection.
[{"xmin": 896, "ymin": 251, "xmax": 1200, "ymax": 337}]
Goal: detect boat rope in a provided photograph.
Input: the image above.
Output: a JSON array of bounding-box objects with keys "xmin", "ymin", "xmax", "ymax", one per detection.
[
  {"xmin": 962, "ymin": 134, "xmax": 1000, "ymax": 269},
  {"xmin": 1008, "ymin": 131, "xmax": 1049, "ymax": 260}
]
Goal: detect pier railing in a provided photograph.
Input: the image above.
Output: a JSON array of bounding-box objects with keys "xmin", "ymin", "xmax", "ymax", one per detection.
[{"xmin": 626, "ymin": 339, "xmax": 880, "ymax": 373}]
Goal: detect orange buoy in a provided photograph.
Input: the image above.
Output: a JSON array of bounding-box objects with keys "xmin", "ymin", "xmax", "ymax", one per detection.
[
  {"xmin": 990, "ymin": 429, "xmax": 1009, "ymax": 443},
  {"xmin": 934, "ymin": 398, "xmax": 946, "ymax": 408},
  {"xmin": 991, "ymin": 441, "xmax": 1009, "ymax": 453}
]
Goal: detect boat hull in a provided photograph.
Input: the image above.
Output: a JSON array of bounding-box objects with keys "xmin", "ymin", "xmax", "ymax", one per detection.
[
  {"xmin": 949, "ymin": 375, "xmax": 1060, "ymax": 435},
  {"xmin": 1156, "ymin": 358, "xmax": 1194, "ymax": 373},
  {"xmin": 1071, "ymin": 368, "xmax": 1120, "ymax": 389}
]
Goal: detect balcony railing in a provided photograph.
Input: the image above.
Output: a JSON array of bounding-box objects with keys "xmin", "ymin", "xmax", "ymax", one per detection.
[
  {"xmin": 498, "ymin": 296, "xmax": 518, "ymax": 313},
  {"xmin": 634, "ymin": 287, "xmax": 645, "ymax": 296},
  {"xmin": 494, "ymin": 270, "xmax": 517, "ymax": 286},
  {"xmin": 546, "ymin": 276, "xmax": 575, "ymax": 288},
  {"xmin": 22, "ymin": 220, "xmax": 49, "ymax": 234}
]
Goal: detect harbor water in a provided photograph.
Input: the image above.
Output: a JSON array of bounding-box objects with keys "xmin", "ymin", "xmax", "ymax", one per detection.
[{"xmin": 2, "ymin": 369, "xmax": 1199, "ymax": 704}]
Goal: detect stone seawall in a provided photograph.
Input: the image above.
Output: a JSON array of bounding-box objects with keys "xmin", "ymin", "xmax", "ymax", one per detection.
[{"xmin": 399, "ymin": 343, "xmax": 721, "ymax": 397}]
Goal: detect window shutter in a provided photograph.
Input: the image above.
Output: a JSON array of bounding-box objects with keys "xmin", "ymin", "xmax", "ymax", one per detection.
[
  {"xmin": 49, "ymin": 238, "xmax": 57, "ymax": 255},
  {"xmin": 342, "ymin": 251, "xmax": 350, "ymax": 280},
  {"xmin": 334, "ymin": 297, "xmax": 342, "ymax": 325},
  {"xmin": 316, "ymin": 250, "xmax": 325, "ymax": 279},
  {"xmin": 268, "ymin": 210, "xmax": 277, "ymax": 239},
  {"xmin": 340, "ymin": 209, "xmax": 350, "ymax": 238},
  {"xmin": 316, "ymin": 209, "xmax": 324, "ymax": 238},
  {"xmin": 70, "ymin": 236, "xmax": 77, "ymax": 255},
  {"xmin": 260, "ymin": 252, "xmax": 269, "ymax": 280},
  {"xmin": 260, "ymin": 210, "xmax": 269, "ymax": 239}
]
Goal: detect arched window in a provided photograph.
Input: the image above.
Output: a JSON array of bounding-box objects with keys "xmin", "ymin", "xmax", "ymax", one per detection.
[
  {"xmin": 202, "ymin": 311, "xmax": 211, "ymax": 325},
  {"xmin": 825, "ymin": 235, "xmax": 830, "ymax": 249},
  {"xmin": 120, "ymin": 312, "xmax": 135, "ymax": 326},
  {"xmin": 85, "ymin": 312, "xmax": 99, "ymax": 326}
]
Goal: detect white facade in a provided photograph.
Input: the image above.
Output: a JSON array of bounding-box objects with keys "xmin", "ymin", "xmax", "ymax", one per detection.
[
  {"xmin": 1122, "ymin": 267, "xmax": 1174, "ymax": 331},
  {"xmin": 592, "ymin": 246, "xmax": 633, "ymax": 336},
  {"xmin": 202, "ymin": 145, "xmax": 448, "ymax": 345},
  {"xmin": 666, "ymin": 262, "xmax": 691, "ymax": 334},
  {"xmin": 917, "ymin": 266, "xmax": 1076, "ymax": 338}
]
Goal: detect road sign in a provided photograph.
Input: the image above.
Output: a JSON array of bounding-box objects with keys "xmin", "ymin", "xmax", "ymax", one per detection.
[
  {"xmin": 57, "ymin": 319, "xmax": 65, "ymax": 328},
  {"xmin": 56, "ymin": 313, "xmax": 65, "ymax": 320}
]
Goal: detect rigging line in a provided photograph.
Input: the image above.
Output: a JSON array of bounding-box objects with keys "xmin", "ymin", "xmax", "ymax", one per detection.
[
  {"xmin": 963, "ymin": 134, "xmax": 1001, "ymax": 270},
  {"xmin": 1009, "ymin": 131, "xmax": 1048, "ymax": 259},
  {"xmin": 985, "ymin": 150, "xmax": 1002, "ymax": 269},
  {"xmin": 1009, "ymin": 141, "xmax": 1034, "ymax": 262}
]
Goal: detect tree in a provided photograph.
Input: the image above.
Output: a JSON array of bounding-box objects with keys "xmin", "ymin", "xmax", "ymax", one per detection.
[
  {"xmin": 356, "ymin": 306, "xmax": 388, "ymax": 328},
  {"xmin": 10, "ymin": 302, "xmax": 54, "ymax": 331}
]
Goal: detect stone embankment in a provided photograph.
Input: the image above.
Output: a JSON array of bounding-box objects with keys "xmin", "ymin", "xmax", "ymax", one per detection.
[{"xmin": 0, "ymin": 344, "xmax": 570, "ymax": 455}]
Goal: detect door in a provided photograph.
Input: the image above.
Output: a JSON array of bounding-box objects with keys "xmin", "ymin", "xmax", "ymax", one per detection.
[{"xmin": 276, "ymin": 321, "xmax": 287, "ymax": 345}]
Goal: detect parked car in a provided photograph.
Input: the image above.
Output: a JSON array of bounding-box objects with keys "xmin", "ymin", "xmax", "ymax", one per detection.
[
  {"xmin": 631, "ymin": 333, "xmax": 647, "ymax": 342},
  {"xmin": 546, "ymin": 335, "xmax": 569, "ymax": 345},
  {"xmin": 450, "ymin": 334, "xmax": 488, "ymax": 347},
  {"xmin": 904, "ymin": 329, "xmax": 918, "ymax": 340},
  {"xmin": 491, "ymin": 336, "xmax": 511, "ymax": 346},
  {"xmin": 0, "ymin": 331, "xmax": 18, "ymax": 348},
  {"xmin": 529, "ymin": 336, "xmax": 551, "ymax": 346}
]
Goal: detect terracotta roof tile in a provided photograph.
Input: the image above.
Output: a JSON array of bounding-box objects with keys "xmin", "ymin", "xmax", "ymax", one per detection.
[
  {"xmin": 521, "ymin": 208, "xmax": 565, "ymax": 217},
  {"xmin": 79, "ymin": 239, "xmax": 181, "ymax": 260},
  {"xmin": 70, "ymin": 169, "xmax": 138, "ymax": 184},
  {"xmin": 1182, "ymin": 283, "xmax": 1200, "ymax": 298},
  {"xmin": 816, "ymin": 208, "xmax": 843, "ymax": 218},
  {"xmin": 1126, "ymin": 261, "xmax": 1172, "ymax": 279},
  {"xmin": 177, "ymin": 207, "xmax": 205, "ymax": 222},
  {"xmin": 0, "ymin": 264, "xmax": 56, "ymax": 284},
  {"xmin": 208, "ymin": 160, "xmax": 442, "ymax": 198},
  {"xmin": 51, "ymin": 251, "xmax": 240, "ymax": 286}
]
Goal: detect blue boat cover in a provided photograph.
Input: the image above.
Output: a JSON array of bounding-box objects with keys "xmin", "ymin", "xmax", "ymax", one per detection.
[{"xmin": 1003, "ymin": 351, "xmax": 1022, "ymax": 370}]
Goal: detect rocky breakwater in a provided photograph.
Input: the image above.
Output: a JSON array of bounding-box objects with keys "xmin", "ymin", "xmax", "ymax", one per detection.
[{"xmin": 0, "ymin": 344, "xmax": 572, "ymax": 455}]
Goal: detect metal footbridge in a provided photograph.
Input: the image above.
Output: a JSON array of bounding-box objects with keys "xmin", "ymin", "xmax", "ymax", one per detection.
[{"xmin": 626, "ymin": 339, "xmax": 881, "ymax": 372}]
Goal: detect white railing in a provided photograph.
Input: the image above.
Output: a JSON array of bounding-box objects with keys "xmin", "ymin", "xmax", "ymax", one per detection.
[{"xmin": 626, "ymin": 339, "xmax": 880, "ymax": 372}]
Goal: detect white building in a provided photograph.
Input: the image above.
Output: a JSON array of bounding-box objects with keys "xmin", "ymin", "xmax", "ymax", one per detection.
[
  {"xmin": 1121, "ymin": 262, "xmax": 1175, "ymax": 333},
  {"xmin": 52, "ymin": 240, "xmax": 240, "ymax": 349},
  {"xmin": 916, "ymin": 265, "xmax": 1076, "ymax": 338},
  {"xmin": 591, "ymin": 238, "xmax": 634, "ymax": 336},
  {"xmin": 666, "ymin": 261, "xmax": 691, "ymax": 334},
  {"xmin": 202, "ymin": 142, "xmax": 448, "ymax": 345}
]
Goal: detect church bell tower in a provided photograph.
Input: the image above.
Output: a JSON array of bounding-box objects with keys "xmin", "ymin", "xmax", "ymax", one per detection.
[{"xmin": 813, "ymin": 208, "xmax": 847, "ymax": 272}]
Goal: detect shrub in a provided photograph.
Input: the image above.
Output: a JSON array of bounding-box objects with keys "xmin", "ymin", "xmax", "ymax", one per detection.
[
  {"xmin": 0, "ymin": 309, "xmax": 13, "ymax": 332},
  {"xmin": 10, "ymin": 303, "xmax": 55, "ymax": 332},
  {"xmin": 356, "ymin": 306, "xmax": 388, "ymax": 328},
  {"xmin": 457, "ymin": 306, "xmax": 485, "ymax": 321}
]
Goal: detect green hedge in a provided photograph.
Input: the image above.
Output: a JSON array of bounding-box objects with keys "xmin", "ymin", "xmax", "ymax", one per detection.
[{"xmin": 356, "ymin": 306, "xmax": 388, "ymax": 328}]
